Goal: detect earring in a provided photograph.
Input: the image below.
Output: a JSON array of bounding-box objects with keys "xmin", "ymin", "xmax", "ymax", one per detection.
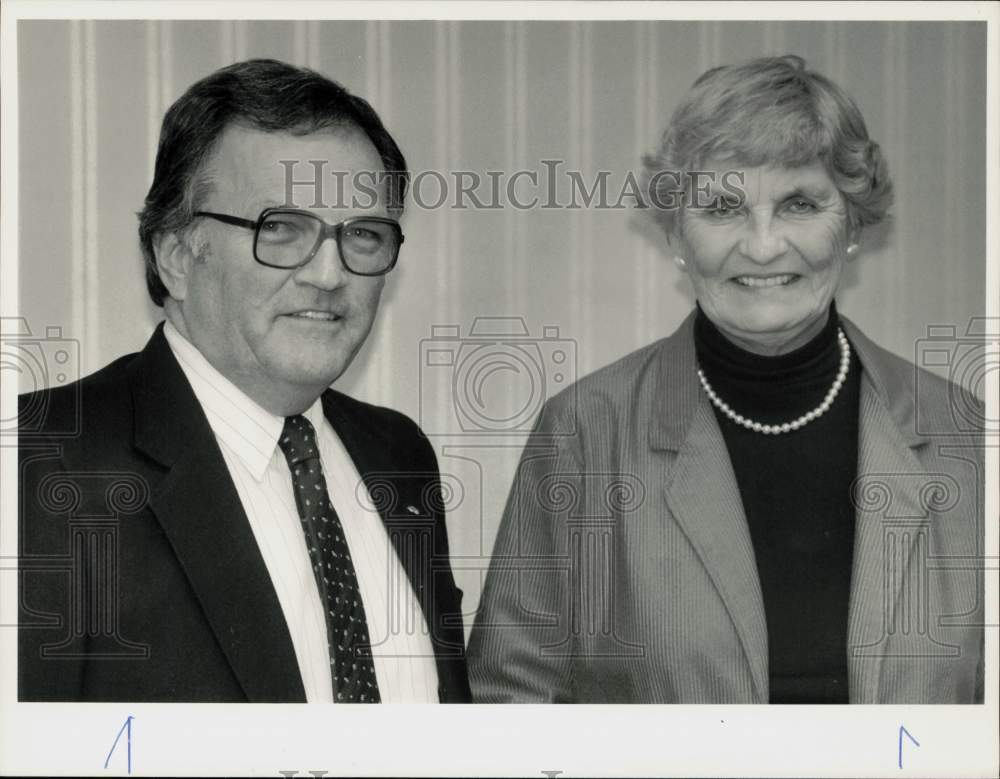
[
  {"xmin": 673, "ymin": 255, "xmax": 687, "ymax": 270},
  {"xmin": 846, "ymin": 243, "xmax": 859, "ymax": 256}
]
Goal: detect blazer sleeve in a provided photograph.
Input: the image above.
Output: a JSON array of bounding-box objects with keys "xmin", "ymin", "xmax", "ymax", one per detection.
[{"xmin": 467, "ymin": 396, "xmax": 583, "ymax": 702}]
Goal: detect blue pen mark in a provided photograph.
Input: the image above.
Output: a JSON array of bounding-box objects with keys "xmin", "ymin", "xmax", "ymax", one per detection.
[
  {"xmin": 104, "ymin": 715, "xmax": 134, "ymax": 774},
  {"xmin": 898, "ymin": 724, "xmax": 919, "ymax": 769}
]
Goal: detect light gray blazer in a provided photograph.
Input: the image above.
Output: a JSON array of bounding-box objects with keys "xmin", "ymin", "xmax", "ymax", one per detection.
[{"xmin": 468, "ymin": 311, "xmax": 985, "ymax": 703}]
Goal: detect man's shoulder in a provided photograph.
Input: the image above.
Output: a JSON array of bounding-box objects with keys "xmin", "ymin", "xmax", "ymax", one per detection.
[
  {"xmin": 323, "ymin": 388, "xmax": 421, "ymax": 433},
  {"xmin": 18, "ymin": 350, "xmax": 141, "ymax": 441},
  {"xmin": 321, "ymin": 388, "xmax": 433, "ymax": 463}
]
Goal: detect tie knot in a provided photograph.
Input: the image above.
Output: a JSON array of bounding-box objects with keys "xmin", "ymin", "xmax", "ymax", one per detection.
[{"xmin": 278, "ymin": 414, "xmax": 320, "ymax": 466}]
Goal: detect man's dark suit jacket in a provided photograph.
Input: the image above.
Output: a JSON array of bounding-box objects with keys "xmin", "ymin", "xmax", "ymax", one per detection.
[{"xmin": 18, "ymin": 323, "xmax": 471, "ymax": 702}]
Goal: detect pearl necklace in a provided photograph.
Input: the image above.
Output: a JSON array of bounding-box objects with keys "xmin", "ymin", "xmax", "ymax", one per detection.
[{"xmin": 696, "ymin": 328, "xmax": 852, "ymax": 435}]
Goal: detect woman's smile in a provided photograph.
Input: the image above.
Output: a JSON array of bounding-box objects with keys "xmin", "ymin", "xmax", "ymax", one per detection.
[{"xmin": 731, "ymin": 273, "xmax": 800, "ymax": 288}]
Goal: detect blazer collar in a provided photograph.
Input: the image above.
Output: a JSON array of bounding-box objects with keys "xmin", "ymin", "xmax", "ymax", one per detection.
[
  {"xmin": 130, "ymin": 322, "xmax": 218, "ymax": 468},
  {"xmin": 838, "ymin": 316, "xmax": 928, "ymax": 449},
  {"xmin": 130, "ymin": 326, "xmax": 461, "ymax": 701},
  {"xmin": 162, "ymin": 319, "xmax": 284, "ymax": 481},
  {"xmin": 648, "ymin": 311, "xmax": 702, "ymax": 452},
  {"xmin": 649, "ymin": 306, "xmax": 934, "ymax": 702},
  {"xmin": 648, "ymin": 308, "xmax": 929, "ymax": 452},
  {"xmin": 128, "ymin": 323, "xmax": 307, "ymax": 702}
]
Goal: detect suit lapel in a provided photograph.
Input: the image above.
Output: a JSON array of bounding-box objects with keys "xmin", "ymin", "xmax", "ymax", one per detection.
[
  {"xmin": 130, "ymin": 326, "xmax": 306, "ymax": 702},
  {"xmin": 321, "ymin": 392, "xmax": 466, "ymax": 701},
  {"xmin": 841, "ymin": 318, "xmax": 931, "ymax": 703},
  {"xmin": 664, "ymin": 404, "xmax": 770, "ymax": 701},
  {"xmin": 651, "ymin": 313, "xmax": 769, "ymax": 702},
  {"xmin": 648, "ymin": 314, "xmax": 936, "ymax": 703},
  {"xmin": 319, "ymin": 392, "xmax": 430, "ymax": 607}
]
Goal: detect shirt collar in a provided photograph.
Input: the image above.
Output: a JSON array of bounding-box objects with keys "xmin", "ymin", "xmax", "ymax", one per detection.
[
  {"xmin": 300, "ymin": 396, "xmax": 328, "ymax": 437},
  {"xmin": 163, "ymin": 319, "xmax": 325, "ymax": 481}
]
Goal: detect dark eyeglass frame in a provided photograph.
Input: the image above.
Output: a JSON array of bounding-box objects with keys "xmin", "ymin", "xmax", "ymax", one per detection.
[{"xmin": 193, "ymin": 207, "xmax": 404, "ymax": 275}]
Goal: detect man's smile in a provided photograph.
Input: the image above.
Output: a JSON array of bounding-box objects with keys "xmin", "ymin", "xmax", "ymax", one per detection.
[{"xmin": 284, "ymin": 309, "xmax": 344, "ymax": 322}]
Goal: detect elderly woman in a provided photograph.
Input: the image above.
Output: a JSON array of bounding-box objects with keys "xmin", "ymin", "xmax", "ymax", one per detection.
[{"xmin": 467, "ymin": 55, "xmax": 983, "ymax": 704}]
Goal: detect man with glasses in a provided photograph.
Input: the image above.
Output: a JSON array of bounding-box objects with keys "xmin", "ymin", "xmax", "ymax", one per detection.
[{"xmin": 19, "ymin": 59, "xmax": 471, "ymax": 703}]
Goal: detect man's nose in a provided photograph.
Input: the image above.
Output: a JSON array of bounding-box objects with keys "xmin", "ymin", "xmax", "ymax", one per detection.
[
  {"xmin": 293, "ymin": 235, "xmax": 349, "ymax": 290},
  {"xmin": 738, "ymin": 214, "xmax": 789, "ymax": 264}
]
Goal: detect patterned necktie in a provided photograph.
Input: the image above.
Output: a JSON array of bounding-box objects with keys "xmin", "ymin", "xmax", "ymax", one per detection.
[{"xmin": 277, "ymin": 414, "xmax": 381, "ymax": 703}]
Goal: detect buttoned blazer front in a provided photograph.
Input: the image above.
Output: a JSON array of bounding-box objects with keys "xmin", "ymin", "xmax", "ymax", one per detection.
[
  {"xmin": 468, "ymin": 310, "xmax": 984, "ymax": 703},
  {"xmin": 19, "ymin": 323, "xmax": 472, "ymax": 703}
]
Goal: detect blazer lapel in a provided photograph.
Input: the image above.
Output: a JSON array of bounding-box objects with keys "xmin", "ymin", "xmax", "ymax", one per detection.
[
  {"xmin": 321, "ymin": 391, "xmax": 466, "ymax": 701},
  {"xmin": 319, "ymin": 392, "xmax": 430, "ymax": 608},
  {"xmin": 129, "ymin": 326, "xmax": 306, "ymax": 702},
  {"xmin": 646, "ymin": 314, "xmax": 937, "ymax": 703},
  {"xmin": 842, "ymin": 318, "xmax": 932, "ymax": 703},
  {"xmin": 651, "ymin": 313, "xmax": 769, "ymax": 702}
]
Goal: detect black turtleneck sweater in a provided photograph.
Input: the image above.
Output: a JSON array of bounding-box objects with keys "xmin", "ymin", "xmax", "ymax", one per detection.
[{"xmin": 694, "ymin": 303, "xmax": 861, "ymax": 704}]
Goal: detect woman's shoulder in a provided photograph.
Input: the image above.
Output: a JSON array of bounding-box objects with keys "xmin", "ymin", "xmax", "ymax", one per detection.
[
  {"xmin": 538, "ymin": 324, "xmax": 689, "ymax": 430},
  {"xmin": 842, "ymin": 317, "xmax": 985, "ymax": 438},
  {"xmin": 580, "ymin": 336, "xmax": 674, "ymax": 393}
]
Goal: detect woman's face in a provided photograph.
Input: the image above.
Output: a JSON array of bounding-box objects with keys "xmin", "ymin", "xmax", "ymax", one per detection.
[{"xmin": 674, "ymin": 160, "xmax": 854, "ymax": 355}]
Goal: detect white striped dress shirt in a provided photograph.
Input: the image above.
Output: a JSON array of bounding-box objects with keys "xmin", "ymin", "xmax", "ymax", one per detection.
[{"xmin": 163, "ymin": 321, "xmax": 439, "ymax": 702}]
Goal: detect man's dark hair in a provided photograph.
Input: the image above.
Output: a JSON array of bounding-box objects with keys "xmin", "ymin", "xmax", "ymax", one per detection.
[{"xmin": 137, "ymin": 58, "xmax": 409, "ymax": 307}]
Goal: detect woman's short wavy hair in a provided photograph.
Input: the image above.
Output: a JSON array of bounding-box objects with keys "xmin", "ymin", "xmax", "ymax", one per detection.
[{"xmin": 643, "ymin": 54, "xmax": 893, "ymax": 237}]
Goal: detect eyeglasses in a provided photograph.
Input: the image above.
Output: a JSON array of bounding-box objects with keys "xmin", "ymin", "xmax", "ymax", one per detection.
[{"xmin": 193, "ymin": 208, "xmax": 404, "ymax": 275}]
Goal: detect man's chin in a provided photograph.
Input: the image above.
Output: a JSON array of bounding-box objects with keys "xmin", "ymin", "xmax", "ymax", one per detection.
[
  {"xmin": 262, "ymin": 328, "xmax": 369, "ymax": 394},
  {"xmin": 268, "ymin": 358, "xmax": 351, "ymax": 394}
]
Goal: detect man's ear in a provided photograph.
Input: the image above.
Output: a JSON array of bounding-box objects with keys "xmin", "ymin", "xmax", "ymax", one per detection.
[{"xmin": 154, "ymin": 232, "xmax": 196, "ymax": 302}]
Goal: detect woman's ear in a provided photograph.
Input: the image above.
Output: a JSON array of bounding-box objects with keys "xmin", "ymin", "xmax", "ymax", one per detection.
[
  {"xmin": 666, "ymin": 221, "xmax": 687, "ymax": 270},
  {"xmin": 154, "ymin": 232, "xmax": 196, "ymax": 303},
  {"xmin": 845, "ymin": 230, "xmax": 861, "ymax": 258}
]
